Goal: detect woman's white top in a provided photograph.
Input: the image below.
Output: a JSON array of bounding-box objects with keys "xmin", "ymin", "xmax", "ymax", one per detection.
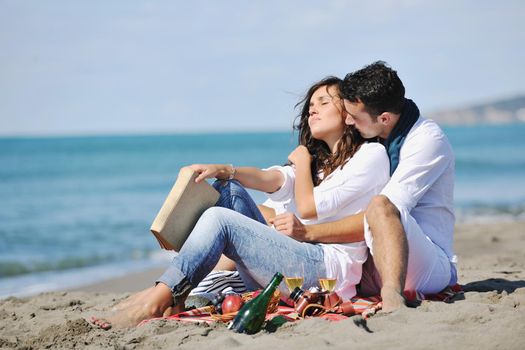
[{"xmin": 263, "ymin": 142, "xmax": 389, "ymax": 300}]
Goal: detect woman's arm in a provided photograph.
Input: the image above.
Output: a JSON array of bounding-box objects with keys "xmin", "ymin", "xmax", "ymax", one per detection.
[
  {"xmin": 287, "ymin": 146, "xmax": 317, "ymax": 220},
  {"xmin": 189, "ymin": 164, "xmax": 284, "ymax": 193}
]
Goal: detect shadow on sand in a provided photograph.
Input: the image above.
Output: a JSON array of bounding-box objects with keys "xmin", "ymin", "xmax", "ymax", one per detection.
[{"xmin": 462, "ymin": 278, "xmax": 525, "ymax": 294}]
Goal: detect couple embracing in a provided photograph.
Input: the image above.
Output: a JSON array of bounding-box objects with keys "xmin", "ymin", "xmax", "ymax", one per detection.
[{"xmin": 94, "ymin": 61, "xmax": 456, "ymax": 329}]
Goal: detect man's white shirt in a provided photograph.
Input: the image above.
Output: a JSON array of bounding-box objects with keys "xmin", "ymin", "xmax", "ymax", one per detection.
[{"xmin": 381, "ymin": 117, "xmax": 456, "ymax": 262}]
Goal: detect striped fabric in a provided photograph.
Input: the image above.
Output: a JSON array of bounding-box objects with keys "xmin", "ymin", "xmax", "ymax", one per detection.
[{"xmin": 189, "ymin": 270, "xmax": 247, "ymax": 296}]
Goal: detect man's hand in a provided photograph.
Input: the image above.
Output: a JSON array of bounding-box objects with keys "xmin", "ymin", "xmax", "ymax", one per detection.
[{"xmin": 269, "ymin": 212, "xmax": 312, "ymax": 242}]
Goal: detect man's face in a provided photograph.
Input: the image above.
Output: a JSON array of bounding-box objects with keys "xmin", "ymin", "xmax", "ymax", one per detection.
[{"xmin": 343, "ymin": 100, "xmax": 382, "ymax": 139}]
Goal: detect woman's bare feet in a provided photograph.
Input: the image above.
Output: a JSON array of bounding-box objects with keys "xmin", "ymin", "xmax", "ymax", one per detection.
[
  {"xmin": 111, "ymin": 286, "xmax": 155, "ymax": 311},
  {"xmin": 380, "ymin": 286, "xmax": 406, "ymax": 313},
  {"xmin": 90, "ymin": 316, "xmax": 112, "ymax": 330},
  {"xmin": 91, "ymin": 283, "xmax": 181, "ymax": 329}
]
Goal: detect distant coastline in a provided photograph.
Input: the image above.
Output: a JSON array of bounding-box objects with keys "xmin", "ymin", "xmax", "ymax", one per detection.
[
  {"xmin": 428, "ymin": 95, "xmax": 525, "ymax": 126},
  {"xmin": 2, "ymin": 95, "xmax": 525, "ymax": 139}
]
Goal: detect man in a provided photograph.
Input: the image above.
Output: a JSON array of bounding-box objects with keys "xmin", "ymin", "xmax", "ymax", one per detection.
[{"xmin": 274, "ymin": 61, "xmax": 456, "ymax": 312}]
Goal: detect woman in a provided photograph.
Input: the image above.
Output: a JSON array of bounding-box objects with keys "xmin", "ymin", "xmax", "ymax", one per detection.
[{"xmin": 92, "ymin": 77, "xmax": 389, "ymax": 328}]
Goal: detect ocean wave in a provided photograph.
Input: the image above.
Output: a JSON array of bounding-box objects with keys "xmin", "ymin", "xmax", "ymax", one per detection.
[
  {"xmin": 454, "ymin": 159, "xmax": 525, "ymax": 172},
  {"xmin": 0, "ymin": 251, "xmax": 163, "ymax": 279},
  {"xmin": 0, "ymin": 259, "xmax": 168, "ymax": 298}
]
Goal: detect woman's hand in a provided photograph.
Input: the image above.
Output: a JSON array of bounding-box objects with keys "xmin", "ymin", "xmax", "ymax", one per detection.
[
  {"xmin": 288, "ymin": 145, "xmax": 312, "ymax": 167},
  {"xmin": 188, "ymin": 164, "xmax": 233, "ymax": 183}
]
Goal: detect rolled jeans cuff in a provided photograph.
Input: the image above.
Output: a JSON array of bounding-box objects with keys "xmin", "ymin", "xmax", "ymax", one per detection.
[{"xmin": 156, "ymin": 265, "xmax": 193, "ymax": 303}]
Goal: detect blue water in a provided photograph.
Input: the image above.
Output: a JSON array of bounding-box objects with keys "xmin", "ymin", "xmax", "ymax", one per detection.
[
  {"xmin": 446, "ymin": 124, "xmax": 525, "ymax": 211},
  {"xmin": 1, "ymin": 125, "xmax": 524, "ymax": 297}
]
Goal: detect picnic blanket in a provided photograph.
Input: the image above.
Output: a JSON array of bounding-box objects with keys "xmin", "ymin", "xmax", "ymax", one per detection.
[{"xmin": 138, "ymin": 284, "xmax": 463, "ymax": 327}]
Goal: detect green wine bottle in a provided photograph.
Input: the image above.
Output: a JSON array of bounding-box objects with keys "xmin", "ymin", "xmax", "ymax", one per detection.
[{"xmin": 229, "ymin": 272, "xmax": 283, "ymax": 334}]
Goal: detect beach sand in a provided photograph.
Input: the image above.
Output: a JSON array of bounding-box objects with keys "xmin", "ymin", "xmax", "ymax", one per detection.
[{"xmin": 1, "ymin": 221, "xmax": 524, "ymax": 349}]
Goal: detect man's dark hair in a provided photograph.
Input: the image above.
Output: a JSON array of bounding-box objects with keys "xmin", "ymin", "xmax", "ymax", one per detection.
[{"xmin": 341, "ymin": 61, "xmax": 405, "ymax": 117}]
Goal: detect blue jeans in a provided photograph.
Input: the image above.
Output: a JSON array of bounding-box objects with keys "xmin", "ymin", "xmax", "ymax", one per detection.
[
  {"xmin": 156, "ymin": 181, "xmax": 326, "ymax": 297},
  {"xmin": 212, "ymin": 179, "xmax": 267, "ymax": 224}
]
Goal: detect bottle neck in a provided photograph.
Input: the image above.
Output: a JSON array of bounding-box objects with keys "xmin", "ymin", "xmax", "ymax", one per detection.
[{"xmin": 260, "ymin": 272, "xmax": 283, "ymax": 296}]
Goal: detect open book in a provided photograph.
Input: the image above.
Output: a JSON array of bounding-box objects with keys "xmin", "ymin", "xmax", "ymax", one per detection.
[{"xmin": 150, "ymin": 167, "xmax": 220, "ymax": 251}]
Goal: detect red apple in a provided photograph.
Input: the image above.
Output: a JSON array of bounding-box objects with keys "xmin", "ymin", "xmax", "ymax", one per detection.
[{"xmin": 221, "ymin": 294, "xmax": 244, "ymax": 314}]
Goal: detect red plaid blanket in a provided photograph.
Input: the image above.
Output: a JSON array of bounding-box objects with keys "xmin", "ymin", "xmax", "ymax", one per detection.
[{"xmin": 138, "ymin": 284, "xmax": 462, "ymax": 327}]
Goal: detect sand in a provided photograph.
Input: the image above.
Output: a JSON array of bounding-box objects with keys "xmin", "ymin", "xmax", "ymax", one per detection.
[{"xmin": 1, "ymin": 221, "xmax": 524, "ymax": 349}]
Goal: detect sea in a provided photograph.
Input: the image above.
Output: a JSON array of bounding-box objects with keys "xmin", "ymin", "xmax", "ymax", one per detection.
[{"xmin": 1, "ymin": 124, "xmax": 525, "ymax": 298}]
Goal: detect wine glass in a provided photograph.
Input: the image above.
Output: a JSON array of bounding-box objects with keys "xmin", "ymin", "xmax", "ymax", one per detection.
[
  {"xmin": 318, "ymin": 270, "xmax": 338, "ymax": 292},
  {"xmin": 284, "ymin": 262, "xmax": 305, "ymax": 293}
]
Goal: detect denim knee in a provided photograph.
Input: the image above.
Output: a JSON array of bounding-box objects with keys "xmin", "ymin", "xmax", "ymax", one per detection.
[
  {"xmin": 213, "ymin": 179, "xmax": 246, "ymax": 194},
  {"xmin": 212, "ymin": 179, "xmax": 227, "ymax": 192},
  {"xmin": 212, "ymin": 180, "xmax": 265, "ymax": 224},
  {"xmin": 213, "ymin": 180, "xmax": 247, "ymax": 204}
]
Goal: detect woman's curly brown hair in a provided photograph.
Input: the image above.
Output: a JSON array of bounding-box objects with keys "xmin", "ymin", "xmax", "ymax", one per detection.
[{"xmin": 294, "ymin": 76, "xmax": 365, "ymax": 186}]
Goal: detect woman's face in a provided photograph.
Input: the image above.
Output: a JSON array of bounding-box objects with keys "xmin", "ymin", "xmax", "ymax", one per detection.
[{"xmin": 308, "ymin": 85, "xmax": 346, "ymax": 142}]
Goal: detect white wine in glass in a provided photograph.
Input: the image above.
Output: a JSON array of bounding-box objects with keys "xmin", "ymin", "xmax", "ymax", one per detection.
[
  {"xmin": 284, "ymin": 276, "xmax": 304, "ymax": 292},
  {"xmin": 318, "ymin": 278, "xmax": 337, "ymax": 292},
  {"xmin": 285, "ymin": 262, "xmax": 305, "ymax": 292}
]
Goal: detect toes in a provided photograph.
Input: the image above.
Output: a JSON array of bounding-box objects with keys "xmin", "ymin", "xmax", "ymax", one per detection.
[{"xmin": 90, "ymin": 316, "xmax": 112, "ymax": 330}]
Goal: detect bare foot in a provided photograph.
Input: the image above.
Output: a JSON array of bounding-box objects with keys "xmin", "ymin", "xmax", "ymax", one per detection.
[
  {"xmin": 380, "ymin": 286, "xmax": 406, "ymax": 313},
  {"xmin": 91, "ymin": 304, "xmax": 181, "ymax": 330},
  {"xmin": 111, "ymin": 286, "xmax": 154, "ymax": 311},
  {"xmin": 104, "ymin": 303, "xmax": 166, "ymax": 328},
  {"xmin": 90, "ymin": 316, "xmax": 112, "ymax": 330},
  {"xmin": 91, "ymin": 283, "xmax": 180, "ymax": 329}
]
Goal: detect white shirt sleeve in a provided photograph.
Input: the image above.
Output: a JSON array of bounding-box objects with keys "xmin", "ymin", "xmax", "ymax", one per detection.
[
  {"xmin": 262, "ymin": 165, "xmax": 296, "ymax": 201},
  {"xmin": 381, "ymin": 128, "xmax": 454, "ymax": 212},
  {"xmin": 314, "ymin": 143, "xmax": 390, "ymax": 221}
]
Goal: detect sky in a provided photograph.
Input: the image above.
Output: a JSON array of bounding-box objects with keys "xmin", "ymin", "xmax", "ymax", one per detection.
[{"xmin": 1, "ymin": 0, "xmax": 524, "ymax": 136}]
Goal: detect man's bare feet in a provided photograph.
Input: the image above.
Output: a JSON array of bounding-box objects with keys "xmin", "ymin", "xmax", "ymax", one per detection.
[
  {"xmin": 380, "ymin": 285, "xmax": 406, "ymax": 313},
  {"xmin": 91, "ymin": 283, "xmax": 180, "ymax": 329}
]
